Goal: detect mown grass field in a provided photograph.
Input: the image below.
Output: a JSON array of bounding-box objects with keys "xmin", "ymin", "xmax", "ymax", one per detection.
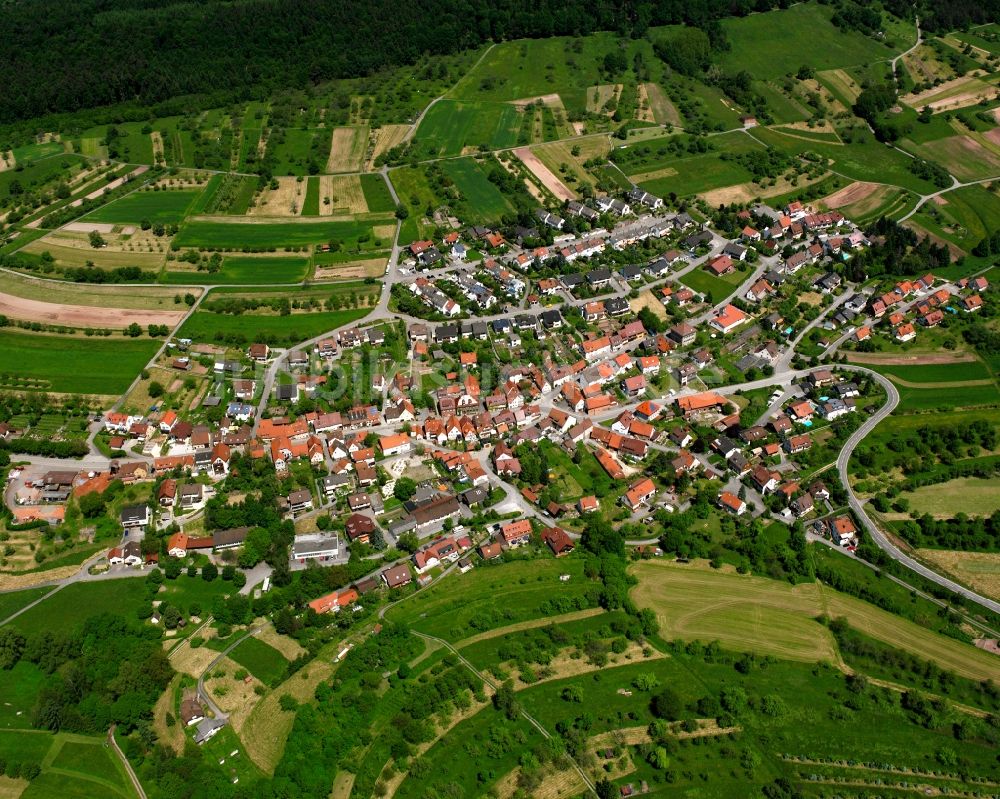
[
  {"xmin": 385, "ymin": 557, "xmax": 595, "ymax": 642},
  {"xmin": 85, "ymin": 189, "xmax": 202, "ymax": 224},
  {"xmin": 6, "ymin": 732, "xmax": 140, "ymax": 799},
  {"xmin": 0, "ymin": 587, "xmax": 51, "ymax": 626},
  {"xmin": 0, "ymin": 661, "xmax": 47, "ymax": 728},
  {"xmin": 174, "ymin": 217, "xmax": 391, "ymax": 249},
  {"xmin": 680, "ymin": 265, "xmax": 746, "ymax": 302},
  {"xmin": 163, "ymin": 255, "xmax": 309, "ymax": 285},
  {"xmin": 718, "ymin": 4, "xmax": 897, "ymax": 79},
  {"xmin": 0, "ymin": 331, "xmax": 157, "ymax": 395},
  {"xmin": 412, "ymin": 100, "xmax": 521, "ymax": 158},
  {"xmin": 630, "ymin": 560, "xmax": 1000, "ymax": 681},
  {"xmin": 359, "ymin": 173, "xmax": 395, "ymax": 213},
  {"xmin": 5, "ymin": 580, "xmax": 150, "ymax": 636},
  {"xmin": 227, "ymin": 636, "xmax": 289, "ymax": 684},
  {"xmin": 905, "ymin": 476, "xmax": 1000, "ymax": 519}
]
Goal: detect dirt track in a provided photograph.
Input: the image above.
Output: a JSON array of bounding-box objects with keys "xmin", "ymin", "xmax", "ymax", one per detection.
[
  {"xmin": 845, "ymin": 351, "xmax": 976, "ymax": 366},
  {"xmin": 514, "ymin": 146, "xmax": 575, "ymax": 201},
  {"xmin": 0, "ymin": 291, "xmax": 187, "ymax": 328}
]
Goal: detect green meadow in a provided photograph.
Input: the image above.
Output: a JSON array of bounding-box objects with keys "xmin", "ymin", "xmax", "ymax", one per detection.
[
  {"xmin": 163, "ymin": 255, "xmax": 310, "ymax": 285},
  {"xmin": 174, "ymin": 217, "xmax": 391, "ymax": 249},
  {"xmin": 85, "ymin": 189, "xmax": 202, "ymax": 224},
  {"xmin": 0, "ymin": 332, "xmax": 157, "ymax": 395}
]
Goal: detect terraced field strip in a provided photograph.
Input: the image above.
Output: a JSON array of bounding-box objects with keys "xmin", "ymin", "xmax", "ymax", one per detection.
[
  {"xmin": 631, "ymin": 560, "xmax": 1000, "ymax": 682},
  {"xmin": 643, "ymin": 82, "xmax": 682, "ymax": 126},
  {"xmin": 454, "ymin": 609, "xmax": 607, "ymax": 650}
]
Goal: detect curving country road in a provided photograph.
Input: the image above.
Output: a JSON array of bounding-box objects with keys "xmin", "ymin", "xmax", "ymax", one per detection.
[{"xmin": 836, "ymin": 365, "xmax": 1000, "ymax": 616}]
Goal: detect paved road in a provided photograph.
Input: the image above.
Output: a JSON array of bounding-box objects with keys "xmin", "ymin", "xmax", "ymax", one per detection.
[
  {"xmin": 197, "ymin": 625, "xmax": 263, "ymax": 719},
  {"xmin": 836, "ymin": 365, "xmax": 1000, "ymax": 615}
]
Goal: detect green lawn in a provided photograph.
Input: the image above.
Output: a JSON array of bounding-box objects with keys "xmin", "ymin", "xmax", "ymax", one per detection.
[
  {"xmin": 6, "ymin": 580, "xmax": 150, "ymax": 636},
  {"xmin": 85, "ymin": 189, "xmax": 202, "ymax": 224},
  {"xmin": 866, "ymin": 360, "xmax": 994, "ymax": 383},
  {"xmin": 227, "ymin": 636, "xmax": 289, "ymax": 684},
  {"xmin": 718, "ymin": 4, "xmax": 899, "ymax": 79},
  {"xmin": 174, "ymin": 217, "xmax": 392, "ymax": 249},
  {"xmin": 412, "ymin": 100, "xmax": 522, "ymax": 158},
  {"xmin": 0, "ymin": 331, "xmax": 157, "ymax": 395},
  {"xmin": 157, "ymin": 574, "xmax": 234, "ymax": 614},
  {"xmin": 163, "ymin": 255, "xmax": 310, "ymax": 285},
  {"xmin": 385, "ymin": 557, "xmax": 596, "ymax": 642},
  {"xmin": 680, "ymin": 266, "xmax": 747, "ymax": 302}
]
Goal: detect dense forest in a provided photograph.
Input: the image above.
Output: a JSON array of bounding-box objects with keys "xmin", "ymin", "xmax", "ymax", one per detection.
[{"xmin": 3, "ymin": 0, "xmax": 995, "ymax": 125}]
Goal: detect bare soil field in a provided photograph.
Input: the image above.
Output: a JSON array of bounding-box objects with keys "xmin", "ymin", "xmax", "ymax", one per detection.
[
  {"xmin": 248, "ymin": 176, "xmax": 305, "ymax": 216},
  {"xmin": 700, "ymin": 172, "xmax": 827, "ymax": 206},
  {"xmin": 0, "ymin": 776, "xmax": 29, "ymax": 799},
  {"xmin": 516, "ymin": 148, "xmax": 576, "ymax": 201},
  {"xmin": 630, "ymin": 290, "xmax": 667, "ymax": 320},
  {"xmin": 313, "ymin": 258, "xmax": 386, "ymax": 280},
  {"xmin": 150, "ymin": 131, "xmax": 164, "ymax": 163},
  {"xmin": 368, "ymin": 124, "xmax": 409, "ymax": 168},
  {"xmin": 326, "ymin": 126, "xmax": 367, "ymax": 173},
  {"xmin": 319, "ymin": 174, "xmax": 368, "ymax": 215},
  {"xmin": 817, "ymin": 181, "xmax": 881, "ymax": 209},
  {"xmin": 635, "ymin": 83, "xmax": 656, "ymax": 123},
  {"xmin": 904, "ymin": 76, "xmax": 997, "ymax": 113},
  {"xmin": 0, "ymin": 150, "xmax": 14, "ymax": 172},
  {"xmin": 0, "ymin": 291, "xmax": 185, "ymax": 328},
  {"xmin": 62, "ymin": 221, "xmax": 116, "ymax": 234},
  {"xmin": 845, "ymin": 351, "xmax": 976, "ymax": 365}
]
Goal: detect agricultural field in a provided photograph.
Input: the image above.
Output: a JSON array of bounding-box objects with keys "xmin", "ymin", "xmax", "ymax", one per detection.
[
  {"xmin": 905, "ymin": 476, "xmax": 1000, "ymax": 519},
  {"xmin": 177, "ymin": 287, "xmax": 373, "ymax": 344},
  {"xmin": 358, "ymin": 173, "xmax": 395, "ymax": 213},
  {"xmin": 411, "ymin": 100, "xmax": 521, "ymax": 158},
  {"xmin": 164, "ymin": 255, "xmax": 309, "ymax": 285},
  {"xmin": 630, "ymin": 560, "xmax": 1000, "ymax": 681},
  {"xmin": 173, "ymin": 217, "xmax": 393, "ymax": 249},
  {"xmin": 0, "ymin": 731, "xmax": 139, "ymax": 799},
  {"xmin": 530, "ymin": 136, "xmax": 611, "ymax": 195},
  {"xmin": 325, "ymin": 126, "xmax": 368, "ymax": 173},
  {"xmin": 5, "ymin": 580, "xmax": 150, "ymax": 635},
  {"xmin": 917, "ymin": 549, "xmax": 1000, "ymax": 601},
  {"xmin": 0, "ymin": 331, "xmax": 157, "ymax": 395},
  {"xmin": 83, "ymin": 188, "xmax": 202, "ymax": 224},
  {"xmin": 910, "ymin": 134, "xmax": 1000, "ymax": 183}
]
